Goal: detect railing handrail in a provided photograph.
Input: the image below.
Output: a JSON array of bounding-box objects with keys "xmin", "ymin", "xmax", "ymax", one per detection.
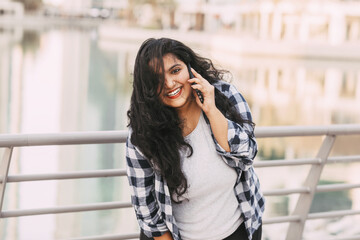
[
  {"xmin": 255, "ymin": 124, "xmax": 360, "ymax": 137},
  {"xmin": 1, "ymin": 124, "xmax": 360, "ymax": 240},
  {"xmin": 1, "ymin": 124, "xmax": 360, "ymax": 147},
  {"xmin": 0, "ymin": 130, "xmax": 128, "ymax": 147}
]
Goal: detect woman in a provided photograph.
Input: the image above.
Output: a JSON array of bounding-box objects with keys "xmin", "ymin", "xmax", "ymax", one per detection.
[{"xmin": 126, "ymin": 38, "xmax": 265, "ymax": 240}]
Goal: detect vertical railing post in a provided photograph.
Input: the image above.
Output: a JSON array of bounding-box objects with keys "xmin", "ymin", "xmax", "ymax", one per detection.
[
  {"xmin": 286, "ymin": 135, "xmax": 336, "ymax": 240},
  {"xmin": 0, "ymin": 147, "xmax": 14, "ymax": 217},
  {"xmin": 0, "ymin": 147, "xmax": 14, "ymax": 239}
]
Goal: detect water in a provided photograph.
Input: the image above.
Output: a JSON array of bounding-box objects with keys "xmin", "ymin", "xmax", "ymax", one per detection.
[
  {"xmin": 1, "ymin": 27, "xmax": 137, "ymax": 239},
  {"xmin": 1, "ymin": 26, "xmax": 360, "ymax": 239}
]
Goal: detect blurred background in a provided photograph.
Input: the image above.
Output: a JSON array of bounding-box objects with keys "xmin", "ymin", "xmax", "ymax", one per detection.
[{"xmin": 1, "ymin": 0, "xmax": 360, "ymax": 239}]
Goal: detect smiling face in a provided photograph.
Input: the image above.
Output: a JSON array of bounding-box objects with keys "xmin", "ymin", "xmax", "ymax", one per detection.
[{"xmin": 157, "ymin": 53, "xmax": 194, "ymax": 109}]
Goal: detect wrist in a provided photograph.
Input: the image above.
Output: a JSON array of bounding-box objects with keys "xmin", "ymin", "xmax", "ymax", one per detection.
[
  {"xmin": 204, "ymin": 107, "xmax": 231, "ymax": 152},
  {"xmin": 205, "ymin": 107, "xmax": 221, "ymax": 120}
]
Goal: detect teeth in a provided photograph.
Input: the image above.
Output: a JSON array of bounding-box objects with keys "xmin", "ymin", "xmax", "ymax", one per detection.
[{"xmin": 167, "ymin": 88, "xmax": 181, "ymax": 97}]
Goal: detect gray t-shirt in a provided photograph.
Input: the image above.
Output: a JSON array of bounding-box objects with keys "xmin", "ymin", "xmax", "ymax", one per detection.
[{"xmin": 172, "ymin": 113, "xmax": 243, "ymax": 240}]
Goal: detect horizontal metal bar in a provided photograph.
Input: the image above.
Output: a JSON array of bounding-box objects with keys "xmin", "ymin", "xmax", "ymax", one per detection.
[
  {"xmin": 316, "ymin": 183, "xmax": 360, "ymax": 192},
  {"xmin": 307, "ymin": 209, "xmax": 360, "ymax": 220},
  {"xmin": 0, "ymin": 131, "xmax": 128, "ymax": 147},
  {"xmin": 328, "ymin": 155, "xmax": 360, "ymax": 164},
  {"xmin": 1, "ymin": 124, "xmax": 360, "ymax": 147},
  {"xmin": 255, "ymin": 124, "xmax": 360, "ymax": 138},
  {"xmin": 262, "ymin": 215, "xmax": 301, "ymax": 224},
  {"xmin": 0, "ymin": 169, "xmax": 127, "ymax": 183},
  {"xmin": 325, "ymin": 235, "xmax": 360, "ymax": 240},
  {"xmin": 263, "ymin": 209, "xmax": 360, "ymax": 225},
  {"xmin": 263, "ymin": 187, "xmax": 310, "ymax": 196},
  {"xmin": 254, "ymin": 158, "xmax": 321, "ymax": 168},
  {"xmin": 0, "ymin": 201, "xmax": 132, "ymax": 218},
  {"xmin": 263, "ymin": 210, "xmax": 360, "ymax": 225},
  {"xmin": 304, "ymin": 235, "xmax": 360, "ymax": 240},
  {"xmin": 69, "ymin": 233, "xmax": 139, "ymax": 240}
]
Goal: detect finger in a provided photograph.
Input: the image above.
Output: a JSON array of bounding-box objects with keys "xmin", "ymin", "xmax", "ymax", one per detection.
[
  {"xmin": 192, "ymin": 90, "xmax": 203, "ymax": 105},
  {"xmin": 190, "ymin": 69, "xmax": 211, "ymax": 87},
  {"xmin": 188, "ymin": 78, "xmax": 201, "ymax": 85},
  {"xmin": 188, "ymin": 76, "xmax": 207, "ymax": 85},
  {"xmin": 190, "ymin": 83, "xmax": 203, "ymax": 91},
  {"xmin": 191, "ymin": 68, "xmax": 202, "ymax": 79}
]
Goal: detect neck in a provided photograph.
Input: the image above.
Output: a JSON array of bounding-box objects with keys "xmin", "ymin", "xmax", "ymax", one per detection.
[
  {"xmin": 177, "ymin": 98, "xmax": 200, "ymax": 120},
  {"xmin": 177, "ymin": 99, "xmax": 202, "ymax": 136}
]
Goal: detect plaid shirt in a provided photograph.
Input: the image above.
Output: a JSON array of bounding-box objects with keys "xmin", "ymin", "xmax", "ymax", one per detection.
[{"xmin": 126, "ymin": 81, "xmax": 265, "ymax": 240}]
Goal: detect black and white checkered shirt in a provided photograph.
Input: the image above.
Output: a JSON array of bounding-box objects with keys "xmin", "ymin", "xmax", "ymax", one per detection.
[{"xmin": 126, "ymin": 81, "xmax": 265, "ymax": 240}]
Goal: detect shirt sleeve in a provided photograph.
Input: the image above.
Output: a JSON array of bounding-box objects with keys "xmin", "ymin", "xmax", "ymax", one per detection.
[
  {"xmin": 125, "ymin": 134, "xmax": 169, "ymax": 237},
  {"xmin": 214, "ymin": 82, "xmax": 258, "ymax": 171}
]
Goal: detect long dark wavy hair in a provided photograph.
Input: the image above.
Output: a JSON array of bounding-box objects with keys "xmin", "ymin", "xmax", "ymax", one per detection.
[{"xmin": 127, "ymin": 38, "xmax": 254, "ymax": 202}]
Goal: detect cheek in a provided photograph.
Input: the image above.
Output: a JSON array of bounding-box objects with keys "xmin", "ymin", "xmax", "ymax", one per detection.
[
  {"xmin": 182, "ymin": 84, "xmax": 194, "ymax": 99},
  {"xmin": 181, "ymin": 71, "xmax": 190, "ymax": 84}
]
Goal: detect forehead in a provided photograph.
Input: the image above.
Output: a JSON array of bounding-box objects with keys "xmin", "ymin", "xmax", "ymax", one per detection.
[
  {"xmin": 149, "ymin": 53, "xmax": 181, "ymax": 73},
  {"xmin": 162, "ymin": 53, "xmax": 179, "ymax": 67}
]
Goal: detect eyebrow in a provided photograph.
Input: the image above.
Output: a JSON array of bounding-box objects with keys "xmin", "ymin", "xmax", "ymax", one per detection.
[{"xmin": 167, "ymin": 63, "xmax": 181, "ymax": 72}]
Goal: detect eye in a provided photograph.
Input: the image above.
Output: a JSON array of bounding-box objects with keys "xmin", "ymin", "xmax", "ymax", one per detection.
[{"xmin": 171, "ymin": 68, "xmax": 181, "ymax": 74}]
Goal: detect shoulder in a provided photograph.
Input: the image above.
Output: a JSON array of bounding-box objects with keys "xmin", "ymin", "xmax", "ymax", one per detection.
[
  {"xmin": 126, "ymin": 128, "xmax": 146, "ymax": 159},
  {"xmin": 212, "ymin": 80, "xmax": 246, "ymax": 105},
  {"xmin": 126, "ymin": 128, "xmax": 158, "ymax": 171},
  {"xmin": 212, "ymin": 80, "xmax": 232, "ymax": 93}
]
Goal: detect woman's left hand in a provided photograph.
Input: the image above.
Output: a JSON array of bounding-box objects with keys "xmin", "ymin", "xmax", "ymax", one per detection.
[{"xmin": 188, "ymin": 68, "xmax": 216, "ymax": 114}]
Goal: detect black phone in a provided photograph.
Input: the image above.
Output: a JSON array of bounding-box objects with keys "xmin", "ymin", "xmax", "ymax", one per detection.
[{"xmin": 187, "ymin": 64, "xmax": 204, "ymax": 103}]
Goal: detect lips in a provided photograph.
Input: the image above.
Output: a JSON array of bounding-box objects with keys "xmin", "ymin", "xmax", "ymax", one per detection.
[{"xmin": 166, "ymin": 87, "xmax": 182, "ymax": 99}]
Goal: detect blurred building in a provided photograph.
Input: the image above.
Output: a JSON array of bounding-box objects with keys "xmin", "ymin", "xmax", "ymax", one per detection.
[
  {"xmin": 0, "ymin": 0, "xmax": 24, "ymax": 19},
  {"xmin": 34, "ymin": 0, "xmax": 360, "ymax": 42},
  {"xmin": 177, "ymin": 0, "xmax": 360, "ymax": 44}
]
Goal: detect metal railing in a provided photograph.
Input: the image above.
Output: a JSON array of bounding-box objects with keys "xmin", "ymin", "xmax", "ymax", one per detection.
[{"xmin": 1, "ymin": 125, "xmax": 360, "ymax": 240}]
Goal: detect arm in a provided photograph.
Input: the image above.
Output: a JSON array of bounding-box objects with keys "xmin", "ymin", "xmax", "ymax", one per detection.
[
  {"xmin": 189, "ymin": 71, "xmax": 257, "ymax": 171},
  {"xmin": 188, "ymin": 69, "xmax": 230, "ymax": 152},
  {"xmin": 215, "ymin": 83, "xmax": 258, "ymax": 171},
  {"xmin": 126, "ymin": 135, "xmax": 171, "ymax": 238},
  {"xmin": 204, "ymin": 107, "xmax": 230, "ymax": 152}
]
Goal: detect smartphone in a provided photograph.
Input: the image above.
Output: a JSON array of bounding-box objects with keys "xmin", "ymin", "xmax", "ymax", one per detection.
[{"xmin": 187, "ymin": 64, "xmax": 204, "ymax": 103}]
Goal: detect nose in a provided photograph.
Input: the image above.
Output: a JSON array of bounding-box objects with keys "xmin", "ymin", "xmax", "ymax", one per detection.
[{"xmin": 164, "ymin": 77, "xmax": 176, "ymax": 89}]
